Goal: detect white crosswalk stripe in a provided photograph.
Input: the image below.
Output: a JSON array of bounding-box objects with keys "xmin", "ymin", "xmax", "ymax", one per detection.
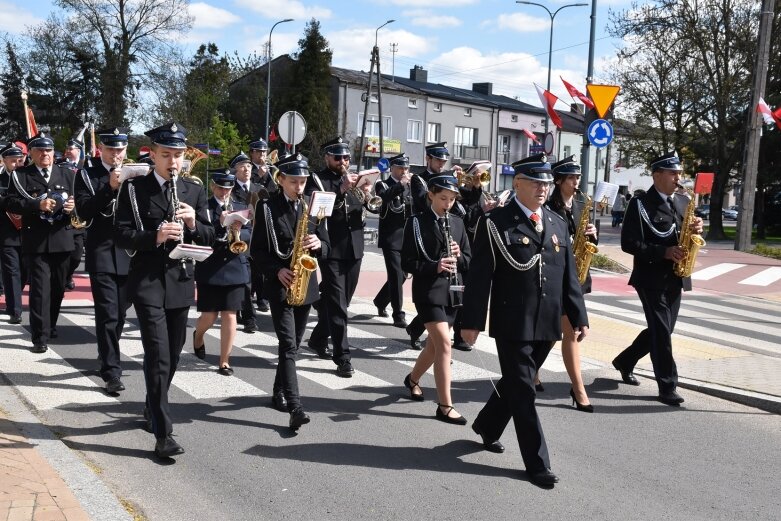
[
  {"xmin": 691, "ymin": 263, "xmax": 746, "ymax": 281},
  {"xmin": 738, "ymin": 266, "xmax": 781, "ymax": 286}
]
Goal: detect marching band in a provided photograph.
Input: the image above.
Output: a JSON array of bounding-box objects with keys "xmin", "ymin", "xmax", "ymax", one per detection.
[{"xmin": 0, "ymin": 124, "xmax": 706, "ymax": 485}]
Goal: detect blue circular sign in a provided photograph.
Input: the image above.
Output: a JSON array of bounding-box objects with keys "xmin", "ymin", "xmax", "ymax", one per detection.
[
  {"xmin": 377, "ymin": 157, "xmax": 390, "ymax": 172},
  {"xmin": 587, "ymin": 119, "xmax": 613, "ymax": 149}
]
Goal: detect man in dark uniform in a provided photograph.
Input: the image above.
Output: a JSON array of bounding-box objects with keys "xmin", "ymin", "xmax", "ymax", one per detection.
[
  {"xmin": 305, "ymin": 136, "xmax": 367, "ymax": 377},
  {"xmin": 0, "ymin": 143, "xmax": 27, "ymax": 323},
  {"xmin": 372, "ymin": 152, "xmax": 412, "ymax": 328},
  {"xmin": 248, "ymin": 137, "xmax": 275, "ymax": 190},
  {"xmin": 74, "ymin": 127, "xmax": 132, "ymax": 395},
  {"xmin": 114, "ymin": 122, "xmax": 214, "ymax": 458},
  {"xmin": 612, "ymin": 152, "xmax": 703, "ymax": 406},
  {"xmin": 6, "ymin": 132, "xmax": 76, "ymax": 353},
  {"xmin": 461, "ymin": 154, "xmax": 589, "ymax": 487},
  {"xmin": 251, "ymin": 153, "xmax": 329, "ymax": 429},
  {"xmin": 59, "ymin": 138, "xmax": 86, "ymax": 291}
]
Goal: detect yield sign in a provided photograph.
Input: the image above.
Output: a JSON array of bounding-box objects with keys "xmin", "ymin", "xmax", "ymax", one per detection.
[{"xmin": 586, "ymin": 84, "xmax": 621, "ymax": 118}]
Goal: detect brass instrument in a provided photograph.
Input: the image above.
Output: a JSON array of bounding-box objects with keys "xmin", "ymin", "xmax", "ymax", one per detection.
[
  {"xmin": 457, "ymin": 170, "xmax": 491, "ymax": 186},
  {"xmin": 223, "ymin": 198, "xmax": 248, "ymax": 254},
  {"xmin": 182, "ymin": 146, "xmax": 207, "ymax": 185},
  {"xmin": 573, "ymin": 193, "xmax": 599, "ymax": 284},
  {"xmin": 350, "ymin": 169, "xmax": 382, "ymax": 212},
  {"xmin": 673, "ymin": 184, "xmax": 706, "ymax": 278},
  {"xmin": 286, "ymin": 196, "xmax": 318, "ymax": 306}
]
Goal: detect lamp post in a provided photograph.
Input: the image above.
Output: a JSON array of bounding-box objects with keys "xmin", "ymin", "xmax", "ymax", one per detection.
[
  {"xmin": 516, "ymin": 1, "xmax": 588, "ymax": 136},
  {"xmin": 265, "ymin": 18, "xmax": 294, "ymax": 142}
]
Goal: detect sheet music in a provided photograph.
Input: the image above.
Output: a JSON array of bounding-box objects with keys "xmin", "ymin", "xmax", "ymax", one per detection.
[
  {"xmin": 169, "ymin": 244, "xmax": 213, "ymax": 262},
  {"xmin": 221, "ymin": 209, "xmax": 251, "ymax": 227},
  {"xmin": 593, "ymin": 181, "xmax": 620, "ymax": 207},
  {"xmin": 119, "ymin": 164, "xmax": 150, "ymax": 183},
  {"xmin": 466, "ymin": 160, "xmax": 491, "ymax": 176},
  {"xmin": 309, "ymin": 191, "xmax": 336, "ymax": 218}
]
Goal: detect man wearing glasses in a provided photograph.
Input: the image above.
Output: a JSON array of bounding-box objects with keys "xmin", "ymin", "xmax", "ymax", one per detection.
[{"xmin": 305, "ymin": 136, "xmax": 367, "ymax": 377}]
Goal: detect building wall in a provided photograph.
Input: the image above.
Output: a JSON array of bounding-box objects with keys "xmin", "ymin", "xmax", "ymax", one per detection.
[{"xmin": 424, "ymin": 97, "xmax": 495, "ymax": 168}]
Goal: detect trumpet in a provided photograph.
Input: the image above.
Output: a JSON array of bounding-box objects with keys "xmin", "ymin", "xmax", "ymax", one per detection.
[
  {"xmin": 352, "ymin": 187, "xmax": 382, "ymax": 212},
  {"xmin": 456, "ymin": 169, "xmax": 491, "ymax": 186},
  {"xmin": 223, "ymin": 199, "xmax": 248, "ymax": 254}
]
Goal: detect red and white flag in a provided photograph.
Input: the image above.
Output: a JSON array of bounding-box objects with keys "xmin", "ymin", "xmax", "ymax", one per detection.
[
  {"xmin": 534, "ymin": 84, "xmax": 563, "ymax": 129},
  {"xmin": 560, "ymin": 76, "xmax": 595, "ymax": 110},
  {"xmin": 522, "ymin": 128, "xmax": 540, "ymax": 143},
  {"xmin": 27, "ymin": 108, "xmax": 38, "ymax": 138},
  {"xmin": 757, "ymin": 97, "xmax": 781, "ymax": 126}
]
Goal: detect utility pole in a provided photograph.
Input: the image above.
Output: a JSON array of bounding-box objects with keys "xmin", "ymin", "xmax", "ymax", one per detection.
[
  {"xmin": 389, "ymin": 43, "xmax": 398, "ymax": 82},
  {"xmin": 580, "ymin": 0, "xmax": 598, "ymax": 196},
  {"xmin": 736, "ymin": 0, "xmax": 775, "ymax": 251}
]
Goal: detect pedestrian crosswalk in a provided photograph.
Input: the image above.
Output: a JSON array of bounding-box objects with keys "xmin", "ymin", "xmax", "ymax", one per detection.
[{"xmin": 690, "ymin": 262, "xmax": 781, "ymax": 287}]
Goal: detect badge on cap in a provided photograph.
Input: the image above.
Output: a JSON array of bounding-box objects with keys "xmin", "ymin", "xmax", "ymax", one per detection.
[
  {"xmin": 337, "ymin": 137, "xmax": 342, "ymax": 143},
  {"xmin": 296, "ymin": 153, "xmax": 302, "ymax": 160},
  {"xmin": 170, "ymin": 123, "xmax": 178, "ymax": 132},
  {"xmin": 41, "ymin": 132, "xmax": 46, "ymax": 138},
  {"xmin": 113, "ymin": 128, "xmax": 119, "ymax": 135}
]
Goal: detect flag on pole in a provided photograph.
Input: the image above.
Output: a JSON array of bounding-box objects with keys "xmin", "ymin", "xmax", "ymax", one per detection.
[
  {"xmin": 269, "ymin": 127, "xmax": 278, "ymax": 142},
  {"xmin": 560, "ymin": 76, "xmax": 595, "ymax": 110},
  {"xmin": 534, "ymin": 83, "xmax": 563, "ymax": 129},
  {"xmin": 757, "ymin": 97, "xmax": 781, "ymax": 126},
  {"xmin": 522, "ymin": 128, "xmax": 540, "ymax": 143},
  {"xmin": 26, "ymin": 108, "xmax": 38, "ymax": 138}
]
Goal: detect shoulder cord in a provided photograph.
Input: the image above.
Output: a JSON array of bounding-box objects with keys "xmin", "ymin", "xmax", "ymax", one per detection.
[
  {"xmin": 412, "ymin": 216, "xmax": 441, "ymax": 263},
  {"xmin": 122, "ymin": 181, "xmax": 144, "ymax": 258},
  {"xmin": 636, "ymin": 199, "xmax": 676, "ymax": 238},
  {"xmin": 11, "ymin": 170, "xmax": 45, "ymax": 202},
  {"xmin": 486, "ymin": 217, "xmax": 542, "ymax": 287},
  {"xmin": 265, "ymin": 203, "xmax": 292, "ymax": 259}
]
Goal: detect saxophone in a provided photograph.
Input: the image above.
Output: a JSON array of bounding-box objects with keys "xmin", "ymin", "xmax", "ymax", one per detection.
[
  {"xmin": 573, "ymin": 193, "xmax": 600, "ymax": 284},
  {"xmin": 673, "ymin": 185, "xmax": 706, "ymax": 278},
  {"xmin": 286, "ymin": 196, "xmax": 318, "ymax": 306}
]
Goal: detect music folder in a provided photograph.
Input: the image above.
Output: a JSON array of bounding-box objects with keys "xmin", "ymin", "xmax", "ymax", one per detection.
[
  {"xmin": 221, "ymin": 209, "xmax": 252, "ymax": 227},
  {"xmin": 309, "ymin": 191, "xmax": 336, "ymax": 218},
  {"xmin": 119, "ymin": 163, "xmax": 151, "ymax": 183},
  {"xmin": 169, "ymin": 243, "xmax": 213, "ymax": 262}
]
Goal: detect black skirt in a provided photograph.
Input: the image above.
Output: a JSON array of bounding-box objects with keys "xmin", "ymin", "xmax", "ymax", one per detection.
[
  {"xmin": 196, "ymin": 283, "xmax": 245, "ymax": 312},
  {"xmin": 414, "ymin": 303, "xmax": 457, "ymax": 326}
]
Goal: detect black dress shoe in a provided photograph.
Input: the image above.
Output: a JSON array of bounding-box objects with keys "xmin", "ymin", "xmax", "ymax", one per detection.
[
  {"xmin": 435, "ymin": 404, "xmax": 467, "ymax": 425},
  {"xmin": 271, "ymin": 391, "xmax": 288, "ymax": 412},
  {"xmin": 392, "ymin": 317, "xmax": 408, "ymax": 328},
  {"xmin": 657, "ymin": 390, "xmax": 685, "ymax": 406},
  {"xmin": 9, "ymin": 315, "xmax": 21, "ymax": 325},
  {"xmin": 307, "ymin": 339, "xmax": 332, "ymax": 360},
  {"xmin": 570, "ymin": 388, "xmax": 594, "ymax": 413},
  {"xmin": 243, "ymin": 322, "xmax": 257, "ymax": 333},
  {"xmin": 403, "ymin": 373, "xmax": 425, "ymax": 402},
  {"xmin": 376, "ymin": 306, "xmax": 389, "ymax": 318},
  {"xmin": 528, "ymin": 468, "xmax": 559, "ymax": 487},
  {"xmin": 30, "ymin": 344, "xmax": 47, "ymax": 353},
  {"xmin": 192, "ymin": 331, "xmax": 206, "ymax": 360},
  {"xmin": 612, "ymin": 360, "xmax": 640, "ymax": 386},
  {"xmin": 143, "ymin": 407, "xmax": 153, "ymax": 433},
  {"xmin": 106, "ymin": 378, "xmax": 125, "ymax": 394},
  {"xmin": 65, "ymin": 280, "xmax": 75, "ymax": 291},
  {"xmin": 154, "ymin": 436, "xmax": 184, "ymax": 458},
  {"xmin": 289, "ymin": 408, "xmax": 311, "ymax": 430},
  {"xmin": 405, "ymin": 325, "xmax": 422, "ymax": 350},
  {"xmin": 217, "ymin": 365, "xmax": 234, "ymax": 376},
  {"xmin": 472, "ymin": 423, "xmax": 505, "ymax": 453},
  {"xmin": 535, "ymin": 382, "xmax": 545, "ymax": 392},
  {"xmin": 50, "ymin": 328, "xmax": 58, "ymax": 339},
  {"xmin": 257, "ymin": 299, "xmax": 270, "ymax": 312},
  {"xmin": 452, "ymin": 339, "xmax": 473, "ymax": 352},
  {"xmin": 336, "ymin": 361, "xmax": 354, "ymax": 378}
]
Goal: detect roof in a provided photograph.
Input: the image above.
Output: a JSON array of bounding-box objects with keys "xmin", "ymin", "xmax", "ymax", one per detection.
[{"xmin": 330, "ymin": 66, "xmax": 421, "ymax": 95}]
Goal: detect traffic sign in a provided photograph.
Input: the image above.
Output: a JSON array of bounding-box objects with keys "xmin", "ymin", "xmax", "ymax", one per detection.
[
  {"xmin": 278, "ymin": 111, "xmax": 307, "ymax": 146},
  {"xmin": 587, "ymin": 119, "xmax": 613, "ymax": 149},
  {"xmin": 586, "ymin": 84, "xmax": 621, "ymax": 119},
  {"xmin": 377, "ymin": 157, "xmax": 390, "ymax": 172},
  {"xmin": 543, "ymin": 132, "xmax": 555, "ymax": 155}
]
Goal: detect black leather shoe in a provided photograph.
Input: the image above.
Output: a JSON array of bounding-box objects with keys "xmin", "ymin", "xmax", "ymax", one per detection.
[
  {"xmin": 657, "ymin": 390, "xmax": 685, "ymax": 406},
  {"xmin": 405, "ymin": 325, "xmax": 422, "ymax": 350},
  {"xmin": 65, "ymin": 280, "xmax": 75, "ymax": 291},
  {"xmin": 50, "ymin": 328, "xmax": 58, "ymax": 339},
  {"xmin": 307, "ymin": 339, "xmax": 332, "ymax": 360},
  {"xmin": 289, "ymin": 408, "xmax": 311, "ymax": 431},
  {"xmin": 403, "ymin": 373, "xmax": 425, "ymax": 402},
  {"xmin": 217, "ymin": 365, "xmax": 234, "ymax": 376},
  {"xmin": 612, "ymin": 360, "xmax": 640, "ymax": 386},
  {"xmin": 192, "ymin": 331, "xmax": 206, "ymax": 360},
  {"xmin": 452, "ymin": 339, "xmax": 473, "ymax": 352},
  {"xmin": 528, "ymin": 468, "xmax": 559, "ymax": 487},
  {"xmin": 535, "ymin": 382, "xmax": 545, "ymax": 392},
  {"xmin": 243, "ymin": 322, "xmax": 257, "ymax": 333},
  {"xmin": 154, "ymin": 436, "xmax": 184, "ymax": 458},
  {"xmin": 376, "ymin": 306, "xmax": 389, "ymax": 318},
  {"xmin": 392, "ymin": 317, "xmax": 408, "ymax": 328},
  {"xmin": 472, "ymin": 422, "xmax": 505, "ymax": 453},
  {"xmin": 271, "ymin": 391, "xmax": 288, "ymax": 412},
  {"xmin": 106, "ymin": 378, "xmax": 125, "ymax": 394},
  {"xmin": 9, "ymin": 315, "xmax": 21, "ymax": 325},
  {"xmin": 435, "ymin": 404, "xmax": 467, "ymax": 425},
  {"xmin": 143, "ymin": 407, "xmax": 153, "ymax": 433},
  {"xmin": 336, "ymin": 361, "xmax": 354, "ymax": 378},
  {"xmin": 257, "ymin": 299, "xmax": 270, "ymax": 312},
  {"xmin": 30, "ymin": 344, "xmax": 47, "ymax": 353}
]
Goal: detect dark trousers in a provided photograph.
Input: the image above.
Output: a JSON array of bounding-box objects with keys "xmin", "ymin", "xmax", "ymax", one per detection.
[
  {"xmin": 373, "ymin": 248, "xmax": 406, "ymax": 320},
  {"xmin": 27, "ymin": 251, "xmax": 70, "ymax": 346},
  {"xmin": 270, "ymin": 299, "xmax": 310, "ymax": 411},
  {"xmin": 614, "ymin": 286, "xmax": 681, "ymax": 393},
  {"xmin": 1, "ymin": 244, "xmax": 26, "ymax": 317},
  {"xmin": 90, "ymin": 272, "xmax": 129, "ymax": 382},
  {"xmin": 67, "ymin": 233, "xmax": 84, "ymax": 282},
  {"xmin": 474, "ymin": 339, "xmax": 553, "ymax": 473},
  {"xmin": 252, "ymin": 268, "xmax": 267, "ymax": 306},
  {"xmin": 238, "ymin": 282, "xmax": 257, "ymax": 326},
  {"xmin": 310, "ymin": 257, "xmax": 362, "ymax": 364},
  {"xmin": 135, "ymin": 305, "xmax": 189, "ymax": 439}
]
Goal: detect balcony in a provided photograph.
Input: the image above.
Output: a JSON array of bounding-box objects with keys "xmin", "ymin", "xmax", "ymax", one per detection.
[{"xmin": 452, "ymin": 144, "xmax": 490, "ymax": 162}]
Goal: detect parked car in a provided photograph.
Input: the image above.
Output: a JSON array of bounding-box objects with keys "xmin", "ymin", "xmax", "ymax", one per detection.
[
  {"xmin": 722, "ymin": 206, "xmax": 739, "ymax": 220},
  {"xmin": 694, "ymin": 204, "xmax": 710, "ymax": 219}
]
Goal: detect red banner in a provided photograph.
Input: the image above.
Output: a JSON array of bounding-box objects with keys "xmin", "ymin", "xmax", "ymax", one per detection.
[{"xmin": 694, "ymin": 172, "xmax": 714, "ymax": 195}]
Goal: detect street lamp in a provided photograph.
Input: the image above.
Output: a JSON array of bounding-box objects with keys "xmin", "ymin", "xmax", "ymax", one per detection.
[
  {"xmin": 516, "ymin": 1, "xmax": 588, "ymax": 136},
  {"xmin": 376, "ymin": 19, "xmax": 395, "ymax": 49},
  {"xmin": 265, "ymin": 18, "xmax": 294, "ymax": 142}
]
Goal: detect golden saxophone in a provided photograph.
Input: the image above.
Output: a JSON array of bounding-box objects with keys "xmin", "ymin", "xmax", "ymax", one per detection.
[
  {"xmin": 673, "ymin": 184, "xmax": 706, "ymax": 278},
  {"xmin": 286, "ymin": 196, "xmax": 318, "ymax": 306},
  {"xmin": 223, "ymin": 198, "xmax": 248, "ymax": 254},
  {"xmin": 573, "ymin": 192, "xmax": 599, "ymax": 284}
]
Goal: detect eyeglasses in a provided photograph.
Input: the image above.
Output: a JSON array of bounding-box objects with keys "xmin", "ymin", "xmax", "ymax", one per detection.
[{"xmin": 332, "ymin": 154, "xmax": 350, "ymax": 161}]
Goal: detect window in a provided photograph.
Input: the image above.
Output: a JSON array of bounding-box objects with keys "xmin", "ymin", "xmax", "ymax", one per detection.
[
  {"xmin": 454, "ymin": 126, "xmax": 477, "ymax": 146},
  {"xmin": 407, "ymin": 119, "xmax": 423, "ymax": 142},
  {"xmin": 427, "ymin": 122, "xmax": 441, "ymax": 143},
  {"xmin": 464, "ymin": 108, "xmax": 472, "ymax": 117},
  {"xmin": 357, "ymin": 113, "xmax": 392, "ymax": 138},
  {"xmin": 511, "ymin": 114, "xmax": 518, "ymax": 122},
  {"xmin": 563, "ymin": 145, "xmax": 572, "ymax": 158},
  {"xmin": 433, "ymin": 102, "xmax": 442, "ymax": 112},
  {"xmin": 408, "ymin": 98, "xmax": 418, "ymax": 109}
]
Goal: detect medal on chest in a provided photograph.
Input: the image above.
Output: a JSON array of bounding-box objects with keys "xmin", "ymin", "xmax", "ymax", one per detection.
[{"xmin": 552, "ymin": 233, "xmax": 560, "ymax": 252}]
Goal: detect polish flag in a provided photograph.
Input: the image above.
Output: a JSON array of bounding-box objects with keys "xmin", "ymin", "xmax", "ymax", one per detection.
[
  {"xmin": 535, "ymin": 84, "xmax": 563, "ymax": 129},
  {"xmin": 560, "ymin": 77, "xmax": 595, "ymax": 110},
  {"xmin": 269, "ymin": 127, "xmax": 278, "ymax": 142},
  {"xmin": 522, "ymin": 128, "xmax": 540, "ymax": 143},
  {"xmin": 757, "ymin": 97, "xmax": 781, "ymax": 126},
  {"xmin": 27, "ymin": 108, "xmax": 38, "ymax": 138}
]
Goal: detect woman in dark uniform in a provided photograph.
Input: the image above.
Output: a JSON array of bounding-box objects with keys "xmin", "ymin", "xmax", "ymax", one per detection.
[
  {"xmin": 192, "ymin": 170, "xmax": 251, "ymax": 375},
  {"xmin": 538, "ymin": 155, "xmax": 597, "ymax": 412},
  {"xmin": 401, "ymin": 174, "xmax": 471, "ymax": 425}
]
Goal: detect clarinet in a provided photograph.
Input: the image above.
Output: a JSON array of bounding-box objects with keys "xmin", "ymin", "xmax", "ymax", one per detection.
[
  {"xmin": 169, "ymin": 170, "xmax": 191, "ymax": 281},
  {"xmin": 442, "ymin": 213, "xmax": 463, "ymax": 307}
]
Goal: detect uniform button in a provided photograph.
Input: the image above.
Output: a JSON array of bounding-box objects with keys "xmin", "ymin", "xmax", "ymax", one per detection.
[
  {"xmin": 542, "ymin": 261, "xmax": 546, "ymax": 266},
  {"xmin": 541, "ymin": 247, "xmax": 545, "ymax": 251},
  {"xmin": 542, "ymin": 293, "xmax": 547, "ymax": 297},
  {"xmin": 543, "ymin": 277, "xmax": 547, "ymax": 282}
]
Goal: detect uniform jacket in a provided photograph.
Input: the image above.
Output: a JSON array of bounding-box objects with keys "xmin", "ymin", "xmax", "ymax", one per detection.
[
  {"xmin": 250, "ymin": 190, "xmax": 330, "ymax": 306},
  {"xmin": 621, "ymin": 185, "xmax": 692, "ymax": 291},
  {"xmin": 60, "ymin": 165, "xmax": 85, "ymax": 238},
  {"xmin": 0, "ymin": 168, "xmax": 21, "ymax": 247},
  {"xmin": 545, "ymin": 191, "xmax": 599, "ymax": 294},
  {"xmin": 410, "ymin": 169, "xmax": 467, "ymax": 219},
  {"xmin": 194, "ymin": 195, "xmax": 251, "ymax": 286},
  {"xmin": 401, "ymin": 211, "xmax": 471, "ymax": 307},
  {"xmin": 5, "ymin": 163, "xmax": 75, "ymax": 254},
  {"xmin": 375, "ymin": 175, "xmax": 411, "ymax": 251},
  {"xmin": 305, "ymin": 167, "xmax": 365, "ymax": 260},
  {"xmin": 113, "ymin": 173, "xmax": 214, "ymax": 308},
  {"xmin": 234, "ymin": 178, "xmax": 272, "ymax": 206},
  {"xmin": 250, "ymin": 164, "xmax": 279, "ymax": 194},
  {"xmin": 74, "ymin": 163, "xmax": 130, "ymax": 275},
  {"xmin": 461, "ymin": 201, "xmax": 588, "ymax": 341}
]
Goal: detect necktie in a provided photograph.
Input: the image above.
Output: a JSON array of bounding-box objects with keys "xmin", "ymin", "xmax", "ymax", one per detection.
[
  {"xmin": 289, "ymin": 199, "xmax": 298, "ymax": 215},
  {"xmin": 42, "ymin": 168, "xmax": 49, "ymax": 182},
  {"xmin": 667, "ymin": 197, "xmax": 680, "ymax": 225}
]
